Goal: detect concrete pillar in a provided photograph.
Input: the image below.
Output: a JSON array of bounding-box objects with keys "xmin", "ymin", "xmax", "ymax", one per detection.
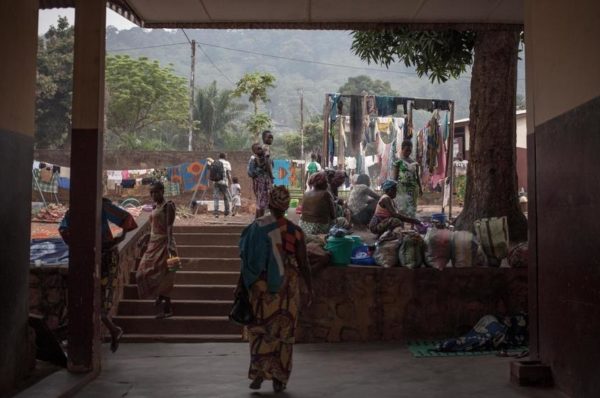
[
  {"xmin": 67, "ymin": 0, "xmax": 107, "ymax": 373},
  {"xmin": 525, "ymin": 0, "xmax": 600, "ymax": 395},
  {"xmin": 0, "ymin": 0, "xmax": 38, "ymax": 392}
]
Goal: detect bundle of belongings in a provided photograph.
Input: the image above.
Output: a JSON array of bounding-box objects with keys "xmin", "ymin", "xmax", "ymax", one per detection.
[
  {"xmin": 373, "ymin": 228, "xmax": 426, "ymax": 268},
  {"xmin": 371, "ymin": 216, "xmax": 525, "ymax": 269},
  {"xmin": 436, "ymin": 312, "xmax": 528, "ymax": 353}
]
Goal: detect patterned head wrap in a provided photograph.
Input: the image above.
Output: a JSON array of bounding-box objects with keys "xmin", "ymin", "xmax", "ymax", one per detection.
[
  {"xmin": 310, "ymin": 171, "xmax": 329, "ymax": 190},
  {"xmin": 381, "ymin": 179, "xmax": 397, "ymax": 193},
  {"xmin": 269, "ymin": 185, "xmax": 291, "ymax": 211}
]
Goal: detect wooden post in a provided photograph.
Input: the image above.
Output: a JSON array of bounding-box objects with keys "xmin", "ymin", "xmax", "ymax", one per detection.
[
  {"xmin": 322, "ymin": 94, "xmax": 330, "ymax": 168},
  {"xmin": 68, "ymin": 0, "xmax": 106, "ymax": 373},
  {"xmin": 448, "ymin": 101, "xmax": 456, "ymax": 219}
]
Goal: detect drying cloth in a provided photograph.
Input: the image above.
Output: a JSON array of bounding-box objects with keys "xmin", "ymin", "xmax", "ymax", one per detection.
[
  {"xmin": 32, "ymin": 168, "xmax": 59, "ymax": 194},
  {"xmin": 273, "ymin": 159, "xmax": 291, "ymax": 186},
  {"xmin": 349, "ymin": 95, "xmax": 365, "ymax": 155},
  {"xmin": 30, "ymin": 238, "xmax": 69, "ymax": 265}
]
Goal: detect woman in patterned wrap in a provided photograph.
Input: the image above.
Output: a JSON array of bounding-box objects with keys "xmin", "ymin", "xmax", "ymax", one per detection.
[
  {"xmin": 238, "ymin": 186, "xmax": 313, "ymax": 393},
  {"xmin": 136, "ymin": 181, "xmax": 178, "ymax": 319}
]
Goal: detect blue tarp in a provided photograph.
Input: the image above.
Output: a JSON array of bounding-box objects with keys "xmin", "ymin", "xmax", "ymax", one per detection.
[{"xmin": 30, "ymin": 238, "xmax": 69, "ymax": 266}]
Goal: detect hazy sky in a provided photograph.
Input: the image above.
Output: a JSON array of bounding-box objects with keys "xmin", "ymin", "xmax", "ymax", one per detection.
[{"xmin": 38, "ymin": 8, "xmax": 137, "ymax": 34}]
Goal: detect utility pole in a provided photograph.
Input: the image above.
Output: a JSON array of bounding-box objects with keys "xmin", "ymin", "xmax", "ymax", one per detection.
[
  {"xmin": 299, "ymin": 89, "xmax": 305, "ymax": 189},
  {"xmin": 188, "ymin": 39, "xmax": 196, "ymax": 151}
]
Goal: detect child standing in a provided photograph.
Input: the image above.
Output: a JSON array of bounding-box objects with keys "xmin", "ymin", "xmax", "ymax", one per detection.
[{"xmin": 230, "ymin": 177, "xmax": 242, "ymax": 216}]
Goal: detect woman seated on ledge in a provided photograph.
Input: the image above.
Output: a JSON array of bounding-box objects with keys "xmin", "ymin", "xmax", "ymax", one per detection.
[
  {"xmin": 347, "ymin": 174, "xmax": 380, "ymax": 226},
  {"xmin": 300, "ymin": 171, "xmax": 336, "ymax": 234},
  {"xmin": 369, "ymin": 179, "xmax": 422, "ymax": 236}
]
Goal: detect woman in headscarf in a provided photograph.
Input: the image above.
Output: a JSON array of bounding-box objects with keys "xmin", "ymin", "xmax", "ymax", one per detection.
[
  {"xmin": 347, "ymin": 174, "xmax": 380, "ymax": 226},
  {"xmin": 136, "ymin": 181, "xmax": 178, "ymax": 318},
  {"xmin": 238, "ymin": 186, "xmax": 313, "ymax": 393},
  {"xmin": 299, "ymin": 171, "xmax": 336, "ymax": 234},
  {"xmin": 369, "ymin": 179, "xmax": 422, "ymax": 236},
  {"xmin": 393, "ymin": 140, "xmax": 422, "ymax": 217}
]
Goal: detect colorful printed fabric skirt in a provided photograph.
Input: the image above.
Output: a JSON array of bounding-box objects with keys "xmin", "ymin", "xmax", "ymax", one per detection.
[
  {"xmin": 253, "ymin": 175, "xmax": 273, "ymax": 210},
  {"xmin": 100, "ymin": 248, "xmax": 119, "ymax": 315},
  {"xmin": 369, "ymin": 215, "xmax": 403, "ymax": 236},
  {"xmin": 247, "ymin": 263, "xmax": 300, "ymax": 384},
  {"xmin": 299, "ymin": 219, "xmax": 331, "ymax": 235},
  {"xmin": 136, "ymin": 235, "xmax": 175, "ymax": 299}
]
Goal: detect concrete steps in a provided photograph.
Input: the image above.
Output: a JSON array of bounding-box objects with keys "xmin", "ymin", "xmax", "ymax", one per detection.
[
  {"xmin": 180, "ymin": 258, "xmax": 240, "ymax": 272},
  {"xmin": 113, "ymin": 315, "xmax": 240, "ymax": 335},
  {"xmin": 128, "ymin": 271, "xmax": 239, "ymax": 285},
  {"xmin": 174, "ymin": 233, "xmax": 241, "ymax": 246},
  {"xmin": 177, "ymin": 245, "xmax": 239, "ymax": 258},
  {"xmin": 116, "ymin": 225, "xmax": 244, "ymax": 343},
  {"xmin": 123, "ymin": 284, "xmax": 236, "ymax": 300},
  {"xmin": 118, "ymin": 299, "xmax": 233, "ymax": 316},
  {"xmin": 120, "ymin": 334, "xmax": 242, "ymax": 343}
]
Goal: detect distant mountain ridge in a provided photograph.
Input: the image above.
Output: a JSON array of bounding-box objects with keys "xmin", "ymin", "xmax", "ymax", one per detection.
[{"xmin": 106, "ymin": 27, "xmax": 525, "ymax": 131}]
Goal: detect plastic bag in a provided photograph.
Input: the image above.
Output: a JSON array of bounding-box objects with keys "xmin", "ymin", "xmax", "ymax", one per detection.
[
  {"xmin": 474, "ymin": 217, "xmax": 510, "ymax": 266},
  {"xmin": 399, "ymin": 231, "xmax": 426, "ymax": 269},
  {"xmin": 451, "ymin": 231, "xmax": 480, "ymax": 268},
  {"xmin": 374, "ymin": 230, "xmax": 402, "ymax": 268},
  {"xmin": 424, "ymin": 227, "xmax": 452, "ymax": 270}
]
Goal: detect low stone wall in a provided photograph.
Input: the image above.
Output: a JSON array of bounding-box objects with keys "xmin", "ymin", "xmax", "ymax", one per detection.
[
  {"xmin": 34, "ymin": 149, "xmax": 255, "ymax": 203},
  {"xmin": 28, "ymin": 214, "xmax": 150, "ymax": 332},
  {"xmin": 297, "ymin": 266, "xmax": 527, "ymax": 342}
]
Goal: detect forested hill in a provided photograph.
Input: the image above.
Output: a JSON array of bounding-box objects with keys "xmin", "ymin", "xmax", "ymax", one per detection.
[{"xmin": 106, "ymin": 27, "xmax": 525, "ymax": 131}]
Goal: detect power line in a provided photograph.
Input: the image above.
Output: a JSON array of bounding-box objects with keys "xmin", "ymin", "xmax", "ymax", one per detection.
[
  {"xmin": 106, "ymin": 39, "xmax": 525, "ymax": 82},
  {"xmin": 181, "ymin": 28, "xmax": 192, "ymax": 44},
  {"xmin": 193, "ymin": 40, "xmax": 474, "ymax": 80},
  {"xmin": 107, "ymin": 42, "xmax": 187, "ymax": 52},
  {"xmin": 196, "ymin": 44, "xmax": 235, "ymax": 85}
]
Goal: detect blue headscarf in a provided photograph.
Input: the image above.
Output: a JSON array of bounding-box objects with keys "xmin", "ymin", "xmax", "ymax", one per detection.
[{"xmin": 381, "ymin": 179, "xmax": 397, "ymax": 193}]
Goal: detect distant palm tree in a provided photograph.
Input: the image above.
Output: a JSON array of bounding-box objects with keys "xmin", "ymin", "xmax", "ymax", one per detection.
[{"xmin": 194, "ymin": 81, "xmax": 247, "ymax": 150}]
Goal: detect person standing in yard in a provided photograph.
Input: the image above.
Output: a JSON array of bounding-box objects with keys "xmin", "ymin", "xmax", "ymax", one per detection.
[
  {"xmin": 59, "ymin": 197, "xmax": 138, "ymax": 353},
  {"xmin": 238, "ymin": 186, "xmax": 313, "ymax": 393},
  {"xmin": 209, "ymin": 153, "xmax": 232, "ymax": 218},
  {"xmin": 248, "ymin": 143, "xmax": 274, "ymax": 218},
  {"xmin": 304, "ymin": 153, "xmax": 322, "ymax": 190},
  {"xmin": 230, "ymin": 176, "xmax": 242, "ymax": 216},
  {"xmin": 136, "ymin": 181, "xmax": 178, "ymax": 319},
  {"xmin": 393, "ymin": 140, "xmax": 422, "ymax": 218}
]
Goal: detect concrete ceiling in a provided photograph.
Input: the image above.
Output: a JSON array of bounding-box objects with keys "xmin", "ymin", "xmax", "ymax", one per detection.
[
  {"xmin": 123, "ymin": 0, "xmax": 524, "ymax": 28},
  {"xmin": 40, "ymin": 0, "xmax": 524, "ymax": 28}
]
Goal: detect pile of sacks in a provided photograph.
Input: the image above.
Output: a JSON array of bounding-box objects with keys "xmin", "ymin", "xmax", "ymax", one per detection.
[{"xmin": 373, "ymin": 216, "xmax": 528, "ymax": 269}]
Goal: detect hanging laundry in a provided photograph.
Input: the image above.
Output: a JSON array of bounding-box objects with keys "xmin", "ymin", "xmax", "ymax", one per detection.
[
  {"xmin": 432, "ymin": 100, "xmax": 451, "ymax": 111},
  {"xmin": 59, "ymin": 167, "xmax": 70, "ymax": 179},
  {"xmin": 349, "ymin": 95, "xmax": 365, "ymax": 155},
  {"xmin": 58, "ymin": 177, "xmax": 70, "ymax": 190},
  {"xmin": 413, "ymin": 99, "xmax": 435, "ymax": 112},
  {"xmin": 120, "ymin": 179, "xmax": 136, "ymax": 189},
  {"xmin": 273, "ymin": 159, "xmax": 291, "ymax": 186},
  {"xmin": 40, "ymin": 167, "xmax": 54, "ymax": 183},
  {"xmin": 377, "ymin": 117, "xmax": 394, "ymax": 144},
  {"xmin": 366, "ymin": 95, "xmax": 377, "ymax": 115},
  {"xmin": 375, "ymin": 96, "xmax": 397, "ymax": 116},
  {"xmin": 329, "ymin": 94, "xmax": 341, "ymax": 124},
  {"xmin": 426, "ymin": 114, "xmax": 441, "ymax": 173},
  {"xmin": 32, "ymin": 168, "xmax": 59, "ymax": 194}
]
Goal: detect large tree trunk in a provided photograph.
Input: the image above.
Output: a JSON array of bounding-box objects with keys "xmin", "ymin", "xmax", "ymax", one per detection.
[{"xmin": 455, "ymin": 30, "xmax": 528, "ymax": 242}]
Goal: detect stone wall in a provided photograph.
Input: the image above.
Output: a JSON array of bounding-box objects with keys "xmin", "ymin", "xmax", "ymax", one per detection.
[
  {"xmin": 28, "ymin": 214, "xmax": 150, "ymax": 333},
  {"xmin": 297, "ymin": 267, "xmax": 527, "ymax": 342},
  {"xmin": 34, "ymin": 149, "xmax": 255, "ymax": 202}
]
